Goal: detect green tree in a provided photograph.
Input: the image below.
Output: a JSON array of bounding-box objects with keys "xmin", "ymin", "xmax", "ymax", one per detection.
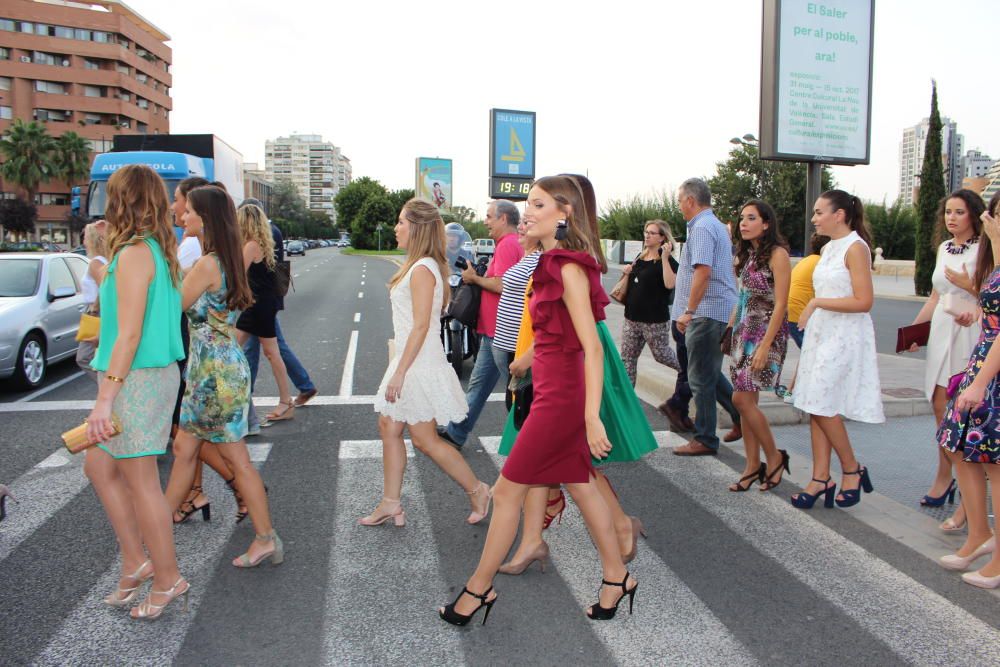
[
  {"xmin": 914, "ymin": 81, "xmax": 946, "ymax": 296},
  {"xmin": 53, "ymin": 131, "xmax": 91, "ymax": 188},
  {"xmin": 387, "ymin": 188, "xmax": 415, "ymax": 218},
  {"xmin": 335, "ymin": 177, "xmax": 389, "ymax": 232},
  {"xmin": 599, "ymin": 190, "xmax": 686, "ymax": 242},
  {"xmin": 0, "ymin": 198, "xmax": 39, "ymax": 240},
  {"xmin": 304, "ymin": 209, "xmax": 336, "ymax": 239},
  {"xmin": 270, "ymin": 180, "xmax": 310, "ymax": 226},
  {"xmin": 709, "ymin": 142, "xmax": 833, "ymax": 253},
  {"xmin": 866, "ymin": 199, "xmax": 916, "ymax": 260},
  {"xmin": 351, "ymin": 196, "xmax": 396, "ymax": 250},
  {"xmin": 0, "ymin": 119, "xmax": 57, "ymax": 204}
]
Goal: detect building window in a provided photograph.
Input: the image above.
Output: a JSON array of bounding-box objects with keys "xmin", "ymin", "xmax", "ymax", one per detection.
[
  {"xmin": 38, "ymin": 193, "xmax": 70, "ymax": 206},
  {"xmin": 83, "ymin": 58, "xmax": 100, "ymax": 70},
  {"xmin": 83, "ymin": 113, "xmax": 103, "ymax": 125},
  {"xmin": 0, "ymin": 106, "xmax": 12, "ymax": 120},
  {"xmin": 35, "ymin": 80, "xmax": 68, "ymax": 94},
  {"xmin": 34, "ymin": 108, "xmax": 71, "ymax": 122},
  {"xmin": 119, "ymin": 91, "xmax": 130, "ymax": 102},
  {"xmin": 136, "ymin": 73, "xmax": 147, "ymax": 84},
  {"xmin": 19, "ymin": 22, "xmax": 34, "ymax": 33},
  {"xmin": 74, "ymin": 28, "xmax": 92, "ymax": 41},
  {"xmin": 0, "ymin": 47, "xmax": 8, "ymax": 60},
  {"xmin": 0, "ymin": 19, "xmax": 14, "ymax": 31},
  {"xmin": 92, "ymin": 31, "xmax": 110, "ymax": 43},
  {"xmin": 136, "ymin": 98, "xmax": 148, "ymax": 109},
  {"xmin": 87, "ymin": 138, "xmax": 113, "ymax": 152},
  {"xmin": 0, "ymin": 76, "xmax": 10, "ymax": 91},
  {"xmin": 54, "ymin": 26, "xmax": 74, "ymax": 39},
  {"xmin": 83, "ymin": 85, "xmax": 103, "ymax": 98},
  {"xmin": 32, "ymin": 51, "xmax": 69, "ymax": 67}
]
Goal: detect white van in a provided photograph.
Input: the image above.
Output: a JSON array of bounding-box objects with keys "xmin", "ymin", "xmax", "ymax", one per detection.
[{"xmin": 473, "ymin": 238, "xmax": 495, "ymax": 260}]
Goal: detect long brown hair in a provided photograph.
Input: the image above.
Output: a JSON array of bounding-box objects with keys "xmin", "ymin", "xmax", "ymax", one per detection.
[
  {"xmin": 936, "ymin": 188, "xmax": 985, "ymax": 246},
  {"xmin": 561, "ymin": 173, "xmax": 608, "ymax": 273},
  {"xmin": 820, "ymin": 189, "xmax": 874, "ymax": 265},
  {"xmin": 974, "ymin": 192, "xmax": 1000, "ymax": 290},
  {"xmin": 105, "ymin": 164, "xmax": 181, "ymax": 285},
  {"xmin": 236, "ymin": 204, "xmax": 276, "ymax": 271},
  {"xmin": 389, "ymin": 199, "xmax": 450, "ymax": 306},
  {"xmin": 734, "ymin": 199, "xmax": 789, "ymax": 275},
  {"xmin": 532, "ymin": 175, "xmax": 599, "ymax": 258},
  {"xmin": 187, "ymin": 186, "xmax": 254, "ymax": 311}
]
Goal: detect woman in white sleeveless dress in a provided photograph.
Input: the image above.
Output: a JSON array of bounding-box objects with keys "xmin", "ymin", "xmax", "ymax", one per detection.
[
  {"xmin": 902, "ymin": 189, "xmax": 985, "ymax": 530},
  {"xmin": 362, "ymin": 199, "xmax": 492, "ymax": 527},
  {"xmin": 792, "ymin": 190, "xmax": 885, "ymax": 509}
]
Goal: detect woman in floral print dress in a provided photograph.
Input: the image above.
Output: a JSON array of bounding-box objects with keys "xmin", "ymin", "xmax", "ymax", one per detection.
[
  {"xmin": 936, "ymin": 192, "xmax": 1000, "ymax": 589},
  {"xmin": 725, "ymin": 200, "xmax": 791, "ymax": 493}
]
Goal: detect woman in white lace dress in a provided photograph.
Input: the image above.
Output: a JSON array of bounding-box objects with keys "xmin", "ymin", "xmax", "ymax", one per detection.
[
  {"xmin": 362, "ymin": 199, "xmax": 492, "ymax": 527},
  {"xmin": 792, "ymin": 190, "xmax": 885, "ymax": 509}
]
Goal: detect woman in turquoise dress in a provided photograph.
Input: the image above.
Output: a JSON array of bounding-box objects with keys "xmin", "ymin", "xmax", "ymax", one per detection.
[
  {"xmin": 936, "ymin": 194, "xmax": 1000, "ymax": 589},
  {"xmin": 163, "ymin": 185, "xmax": 285, "ymax": 570}
]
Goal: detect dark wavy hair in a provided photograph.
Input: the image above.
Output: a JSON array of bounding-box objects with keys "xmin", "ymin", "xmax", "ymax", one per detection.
[
  {"xmin": 936, "ymin": 188, "xmax": 985, "ymax": 246},
  {"xmin": 734, "ymin": 200, "xmax": 788, "ymax": 276},
  {"xmin": 187, "ymin": 186, "xmax": 254, "ymax": 311}
]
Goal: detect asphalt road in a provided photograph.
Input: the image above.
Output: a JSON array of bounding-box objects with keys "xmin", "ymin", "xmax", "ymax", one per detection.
[{"xmin": 1, "ymin": 247, "xmax": 996, "ymax": 666}]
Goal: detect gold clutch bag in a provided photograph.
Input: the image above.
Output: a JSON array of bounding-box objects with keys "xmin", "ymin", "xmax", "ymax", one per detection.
[
  {"xmin": 61, "ymin": 414, "xmax": 122, "ymax": 454},
  {"xmin": 75, "ymin": 313, "xmax": 100, "ymax": 341}
]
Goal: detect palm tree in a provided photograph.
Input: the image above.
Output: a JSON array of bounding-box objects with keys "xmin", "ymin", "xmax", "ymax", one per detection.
[
  {"xmin": 53, "ymin": 131, "xmax": 92, "ymax": 189},
  {"xmin": 0, "ymin": 119, "xmax": 57, "ymax": 204}
]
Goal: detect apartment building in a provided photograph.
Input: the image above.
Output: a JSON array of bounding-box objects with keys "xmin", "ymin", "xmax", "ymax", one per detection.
[
  {"xmin": 244, "ymin": 162, "xmax": 273, "ymax": 216},
  {"xmin": 265, "ymin": 134, "xmax": 351, "ymax": 223},
  {"xmin": 0, "ymin": 0, "xmax": 171, "ymax": 242},
  {"xmin": 898, "ymin": 116, "xmax": 963, "ymax": 208}
]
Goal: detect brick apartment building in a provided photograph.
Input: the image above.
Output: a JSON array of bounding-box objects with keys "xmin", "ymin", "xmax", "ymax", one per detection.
[{"xmin": 0, "ymin": 0, "xmax": 171, "ymax": 244}]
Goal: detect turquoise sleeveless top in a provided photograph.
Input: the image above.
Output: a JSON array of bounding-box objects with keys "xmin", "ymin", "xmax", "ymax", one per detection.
[{"xmin": 93, "ymin": 237, "xmax": 184, "ymax": 371}]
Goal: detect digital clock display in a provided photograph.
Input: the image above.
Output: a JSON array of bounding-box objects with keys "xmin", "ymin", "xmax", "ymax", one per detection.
[{"xmin": 490, "ymin": 176, "xmax": 532, "ymax": 201}]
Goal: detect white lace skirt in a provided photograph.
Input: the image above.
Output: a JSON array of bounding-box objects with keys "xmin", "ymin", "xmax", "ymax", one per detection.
[{"xmin": 374, "ymin": 344, "xmax": 468, "ymax": 426}]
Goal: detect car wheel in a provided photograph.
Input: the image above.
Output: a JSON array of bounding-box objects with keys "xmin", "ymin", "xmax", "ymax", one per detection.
[{"xmin": 15, "ymin": 333, "xmax": 46, "ymax": 389}]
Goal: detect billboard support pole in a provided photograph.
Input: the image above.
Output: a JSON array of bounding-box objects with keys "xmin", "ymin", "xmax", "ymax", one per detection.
[{"xmin": 805, "ymin": 161, "xmax": 823, "ymax": 255}]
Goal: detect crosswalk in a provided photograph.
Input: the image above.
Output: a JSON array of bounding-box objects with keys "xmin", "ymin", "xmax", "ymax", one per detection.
[{"xmin": 1, "ymin": 430, "xmax": 998, "ymax": 666}]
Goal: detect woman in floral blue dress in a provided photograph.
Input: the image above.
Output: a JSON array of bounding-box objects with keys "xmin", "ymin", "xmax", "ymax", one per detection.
[
  {"xmin": 725, "ymin": 200, "xmax": 791, "ymax": 493},
  {"xmin": 936, "ymin": 192, "xmax": 1000, "ymax": 589},
  {"xmin": 164, "ymin": 185, "xmax": 284, "ymax": 569}
]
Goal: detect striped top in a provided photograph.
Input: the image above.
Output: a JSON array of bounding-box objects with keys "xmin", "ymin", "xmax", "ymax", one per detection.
[
  {"xmin": 670, "ymin": 208, "xmax": 738, "ymax": 325},
  {"xmin": 493, "ymin": 250, "xmax": 541, "ymax": 353}
]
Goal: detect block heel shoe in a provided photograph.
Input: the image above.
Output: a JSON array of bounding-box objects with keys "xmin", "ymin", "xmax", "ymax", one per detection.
[
  {"xmin": 835, "ymin": 466, "xmax": 873, "ymax": 508},
  {"xmin": 791, "ymin": 477, "xmax": 836, "ymax": 509}
]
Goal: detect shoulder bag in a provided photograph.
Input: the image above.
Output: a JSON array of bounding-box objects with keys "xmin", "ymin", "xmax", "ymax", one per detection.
[
  {"xmin": 610, "ymin": 259, "xmax": 636, "ymax": 304},
  {"xmin": 447, "ymin": 282, "xmax": 481, "ymax": 328},
  {"xmin": 274, "ymin": 260, "xmax": 293, "ymax": 297}
]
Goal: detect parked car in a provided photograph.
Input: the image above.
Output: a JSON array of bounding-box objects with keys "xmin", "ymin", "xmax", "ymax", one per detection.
[
  {"xmin": 0, "ymin": 253, "xmax": 91, "ymax": 388},
  {"xmin": 461, "ymin": 240, "xmax": 474, "ymax": 255},
  {"xmin": 286, "ymin": 240, "xmax": 306, "ymax": 256},
  {"xmin": 0, "ymin": 241, "xmax": 64, "ymax": 253},
  {"xmin": 473, "ymin": 238, "xmax": 495, "ymax": 260}
]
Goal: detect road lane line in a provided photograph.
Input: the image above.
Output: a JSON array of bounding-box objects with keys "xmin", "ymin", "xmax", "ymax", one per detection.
[
  {"xmin": 17, "ymin": 370, "xmax": 85, "ymax": 402},
  {"xmin": 360, "ymin": 281, "xmax": 365, "ymax": 286},
  {"xmin": 294, "ymin": 273, "xmax": 300, "ymax": 278},
  {"xmin": 353, "ymin": 313, "xmax": 361, "ymax": 323},
  {"xmin": 0, "ymin": 393, "xmax": 509, "ymax": 413},
  {"xmin": 643, "ymin": 441, "xmax": 1000, "ymax": 664},
  {"xmin": 339, "ymin": 330, "xmax": 359, "ymax": 397},
  {"xmin": 32, "ymin": 451, "xmax": 274, "ymax": 666},
  {"xmin": 322, "ymin": 452, "xmax": 462, "ymax": 664},
  {"xmin": 357, "ymin": 291, "xmax": 363, "ymax": 299},
  {"xmin": 339, "ymin": 439, "xmax": 414, "ymax": 459}
]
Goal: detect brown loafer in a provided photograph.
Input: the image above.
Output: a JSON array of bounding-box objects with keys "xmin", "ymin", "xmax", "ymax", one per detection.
[
  {"xmin": 657, "ymin": 401, "xmax": 694, "ymax": 433},
  {"xmin": 723, "ymin": 423, "xmax": 742, "ymax": 443},
  {"xmin": 294, "ymin": 388, "xmax": 318, "ymax": 407},
  {"xmin": 672, "ymin": 440, "xmax": 718, "ymax": 456}
]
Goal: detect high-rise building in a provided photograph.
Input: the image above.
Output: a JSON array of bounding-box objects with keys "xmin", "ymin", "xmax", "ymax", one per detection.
[
  {"xmin": 961, "ymin": 149, "xmax": 994, "ymax": 180},
  {"xmin": 898, "ymin": 116, "xmax": 964, "ymax": 207},
  {"xmin": 264, "ymin": 134, "xmax": 351, "ymax": 223},
  {"xmin": 981, "ymin": 160, "xmax": 1000, "ymax": 205},
  {"xmin": 0, "ymin": 0, "xmax": 172, "ymax": 243}
]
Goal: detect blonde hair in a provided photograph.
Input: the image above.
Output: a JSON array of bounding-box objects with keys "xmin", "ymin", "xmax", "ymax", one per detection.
[
  {"xmin": 236, "ymin": 204, "xmax": 276, "ymax": 270},
  {"xmin": 389, "ymin": 198, "xmax": 450, "ymax": 306},
  {"xmin": 646, "ymin": 219, "xmax": 675, "ymax": 251},
  {"xmin": 83, "ymin": 221, "xmax": 108, "ymax": 259},
  {"xmin": 105, "ymin": 164, "xmax": 181, "ymax": 285}
]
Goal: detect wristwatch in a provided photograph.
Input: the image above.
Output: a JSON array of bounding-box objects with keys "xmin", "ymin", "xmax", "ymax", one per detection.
[{"xmin": 683, "ymin": 309, "xmax": 695, "ymax": 316}]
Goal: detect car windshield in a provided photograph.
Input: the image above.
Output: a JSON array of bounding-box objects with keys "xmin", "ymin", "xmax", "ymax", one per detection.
[
  {"xmin": 288, "ymin": 241, "xmax": 303, "ymax": 249},
  {"xmin": 0, "ymin": 258, "xmax": 41, "ymax": 297},
  {"xmin": 88, "ymin": 178, "xmax": 182, "ymax": 218}
]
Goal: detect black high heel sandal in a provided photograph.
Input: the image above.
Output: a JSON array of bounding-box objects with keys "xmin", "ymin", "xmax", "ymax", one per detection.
[
  {"xmin": 438, "ymin": 586, "xmax": 497, "ymax": 626},
  {"xmin": 760, "ymin": 450, "xmax": 791, "ymax": 492},
  {"xmin": 587, "ymin": 572, "xmax": 637, "ymax": 621},
  {"xmin": 835, "ymin": 466, "xmax": 873, "ymax": 508},
  {"xmin": 790, "ymin": 477, "xmax": 836, "ymax": 509},
  {"xmin": 173, "ymin": 485, "xmax": 211, "ymax": 524},
  {"xmin": 729, "ymin": 463, "xmax": 766, "ymax": 492}
]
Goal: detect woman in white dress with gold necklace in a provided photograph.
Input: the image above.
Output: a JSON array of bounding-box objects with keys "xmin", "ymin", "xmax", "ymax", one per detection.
[{"xmin": 904, "ymin": 189, "xmax": 986, "ymax": 529}]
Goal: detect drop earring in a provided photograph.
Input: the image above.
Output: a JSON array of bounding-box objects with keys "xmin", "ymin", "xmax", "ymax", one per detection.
[{"xmin": 555, "ymin": 219, "xmax": 568, "ymax": 241}]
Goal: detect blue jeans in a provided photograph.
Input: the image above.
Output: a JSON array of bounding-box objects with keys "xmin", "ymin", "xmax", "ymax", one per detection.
[
  {"xmin": 788, "ymin": 322, "xmax": 804, "ymax": 349},
  {"xmin": 244, "ymin": 317, "xmax": 314, "ymax": 429},
  {"xmin": 446, "ymin": 334, "xmax": 510, "ymax": 446},
  {"xmin": 685, "ymin": 317, "xmax": 738, "ymax": 450}
]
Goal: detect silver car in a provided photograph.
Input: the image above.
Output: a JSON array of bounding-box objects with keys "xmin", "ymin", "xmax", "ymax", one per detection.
[{"xmin": 0, "ymin": 253, "xmax": 91, "ymax": 388}]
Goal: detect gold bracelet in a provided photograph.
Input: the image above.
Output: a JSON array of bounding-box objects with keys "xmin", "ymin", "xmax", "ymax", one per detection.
[{"xmin": 105, "ymin": 374, "xmax": 126, "ymax": 384}]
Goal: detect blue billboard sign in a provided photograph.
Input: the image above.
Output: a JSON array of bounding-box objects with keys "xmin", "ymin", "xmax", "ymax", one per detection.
[{"xmin": 490, "ymin": 109, "xmax": 535, "ymax": 178}]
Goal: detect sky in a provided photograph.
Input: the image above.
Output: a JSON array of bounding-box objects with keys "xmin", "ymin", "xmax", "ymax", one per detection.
[{"xmin": 125, "ymin": 0, "xmax": 999, "ymax": 216}]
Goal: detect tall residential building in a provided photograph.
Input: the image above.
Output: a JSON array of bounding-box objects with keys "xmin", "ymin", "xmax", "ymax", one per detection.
[
  {"xmin": 961, "ymin": 149, "xmax": 994, "ymax": 180},
  {"xmin": 981, "ymin": 160, "xmax": 1000, "ymax": 205},
  {"xmin": 264, "ymin": 134, "xmax": 352, "ymax": 223},
  {"xmin": 898, "ymin": 116, "xmax": 964, "ymax": 207},
  {"xmin": 0, "ymin": 0, "xmax": 172, "ymax": 243}
]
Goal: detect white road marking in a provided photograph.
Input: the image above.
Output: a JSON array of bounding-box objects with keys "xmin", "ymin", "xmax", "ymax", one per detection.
[
  {"xmin": 357, "ymin": 291, "xmax": 364, "ymax": 299},
  {"xmin": 293, "ymin": 273, "xmax": 300, "ymax": 278},
  {"xmin": 0, "ymin": 393, "xmax": 507, "ymax": 413},
  {"xmin": 246, "ymin": 442, "xmax": 272, "ymax": 462},
  {"xmin": 339, "ymin": 439, "xmax": 414, "ymax": 459},
  {"xmin": 339, "ymin": 330, "xmax": 359, "ymax": 397},
  {"xmin": 17, "ymin": 370, "xmax": 85, "ymax": 402},
  {"xmin": 36, "ymin": 451, "xmax": 72, "ymax": 468},
  {"xmin": 360, "ymin": 281, "xmax": 365, "ymax": 286},
  {"xmin": 353, "ymin": 313, "xmax": 361, "ymax": 323}
]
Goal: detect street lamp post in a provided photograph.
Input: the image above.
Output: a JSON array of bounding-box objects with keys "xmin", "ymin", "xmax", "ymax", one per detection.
[
  {"xmin": 729, "ymin": 133, "xmax": 764, "ymax": 197},
  {"xmin": 377, "ymin": 225, "xmax": 382, "ymax": 251}
]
